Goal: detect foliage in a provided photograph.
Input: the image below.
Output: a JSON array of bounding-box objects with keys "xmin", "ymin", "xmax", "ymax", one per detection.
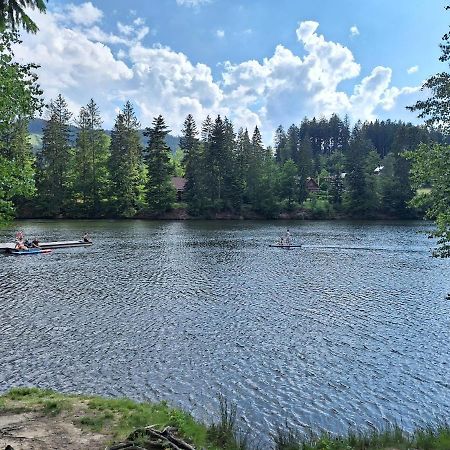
[
  {"xmin": 3, "ymin": 101, "xmax": 443, "ymax": 221},
  {"xmin": 3, "ymin": 388, "xmax": 450, "ymax": 450},
  {"xmin": 144, "ymin": 114, "xmax": 176, "ymax": 213},
  {"xmin": 35, "ymin": 94, "xmax": 72, "ymax": 216},
  {"xmin": 407, "ymin": 143, "xmax": 450, "ymax": 257},
  {"xmin": 181, "ymin": 114, "xmax": 209, "ymax": 215},
  {"xmin": 406, "ymin": 5, "xmax": 450, "ymax": 257},
  {"xmin": 108, "ymin": 101, "xmax": 146, "ymax": 217},
  {"xmin": 0, "ymin": 0, "xmax": 47, "ymax": 33},
  {"xmin": 0, "ymin": 31, "xmax": 42, "ymax": 222},
  {"xmin": 72, "ymin": 99, "xmax": 110, "ymax": 217}
]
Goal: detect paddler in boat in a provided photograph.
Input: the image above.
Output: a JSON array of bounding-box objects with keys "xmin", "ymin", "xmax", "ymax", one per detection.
[
  {"xmin": 31, "ymin": 237, "xmax": 40, "ymax": 248},
  {"xmin": 82, "ymin": 232, "xmax": 91, "ymax": 243},
  {"xmin": 285, "ymin": 229, "xmax": 291, "ymax": 245},
  {"xmin": 14, "ymin": 235, "xmax": 28, "ymax": 250}
]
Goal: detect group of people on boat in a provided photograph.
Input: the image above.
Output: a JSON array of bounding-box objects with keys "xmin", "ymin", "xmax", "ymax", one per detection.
[
  {"xmin": 14, "ymin": 231, "xmax": 40, "ymax": 250},
  {"xmin": 14, "ymin": 231, "xmax": 92, "ymax": 251}
]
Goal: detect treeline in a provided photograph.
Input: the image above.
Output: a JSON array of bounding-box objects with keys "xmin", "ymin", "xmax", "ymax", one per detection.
[{"xmin": 7, "ymin": 94, "xmax": 445, "ymax": 219}]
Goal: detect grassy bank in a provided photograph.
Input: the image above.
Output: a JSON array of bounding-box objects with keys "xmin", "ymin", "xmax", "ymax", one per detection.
[{"xmin": 1, "ymin": 387, "xmax": 450, "ymax": 449}]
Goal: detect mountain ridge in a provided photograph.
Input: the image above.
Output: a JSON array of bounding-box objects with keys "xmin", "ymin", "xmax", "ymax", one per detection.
[{"xmin": 28, "ymin": 118, "xmax": 180, "ymax": 152}]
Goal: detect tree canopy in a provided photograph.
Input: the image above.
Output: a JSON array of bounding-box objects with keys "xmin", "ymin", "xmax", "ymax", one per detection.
[
  {"xmin": 0, "ymin": 0, "xmax": 47, "ymax": 33},
  {"xmin": 407, "ymin": 5, "xmax": 450, "ymax": 257}
]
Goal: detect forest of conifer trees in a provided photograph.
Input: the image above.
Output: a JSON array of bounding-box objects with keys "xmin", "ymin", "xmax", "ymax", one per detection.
[{"xmin": 5, "ymin": 92, "xmax": 446, "ymax": 220}]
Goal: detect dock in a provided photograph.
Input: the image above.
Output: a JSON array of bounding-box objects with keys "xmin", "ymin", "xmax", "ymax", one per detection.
[{"xmin": 0, "ymin": 240, "xmax": 93, "ymax": 253}]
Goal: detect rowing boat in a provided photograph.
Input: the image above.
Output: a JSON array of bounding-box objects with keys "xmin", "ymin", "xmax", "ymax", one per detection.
[
  {"xmin": 9, "ymin": 249, "xmax": 52, "ymax": 255},
  {"xmin": 269, "ymin": 244, "xmax": 302, "ymax": 248}
]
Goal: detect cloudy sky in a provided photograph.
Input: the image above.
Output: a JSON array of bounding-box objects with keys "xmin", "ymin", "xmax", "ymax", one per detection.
[{"xmin": 15, "ymin": 0, "xmax": 449, "ymax": 142}]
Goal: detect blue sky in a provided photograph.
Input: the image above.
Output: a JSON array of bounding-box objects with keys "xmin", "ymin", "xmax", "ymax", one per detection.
[{"xmin": 16, "ymin": 0, "xmax": 449, "ymax": 141}]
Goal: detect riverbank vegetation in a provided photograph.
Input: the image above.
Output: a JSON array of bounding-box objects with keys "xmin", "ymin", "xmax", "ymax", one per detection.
[
  {"xmin": 1, "ymin": 387, "xmax": 450, "ymax": 450},
  {"xmin": 5, "ymin": 97, "xmax": 447, "ymax": 222}
]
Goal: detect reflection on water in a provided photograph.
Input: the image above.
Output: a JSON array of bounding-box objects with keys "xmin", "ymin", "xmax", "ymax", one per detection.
[{"xmin": 1, "ymin": 220, "xmax": 450, "ymax": 440}]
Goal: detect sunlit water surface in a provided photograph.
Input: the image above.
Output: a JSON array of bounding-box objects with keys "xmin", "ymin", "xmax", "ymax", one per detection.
[{"xmin": 1, "ymin": 220, "xmax": 450, "ymax": 443}]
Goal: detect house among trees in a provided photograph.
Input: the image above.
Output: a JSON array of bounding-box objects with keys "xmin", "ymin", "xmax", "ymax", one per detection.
[
  {"xmin": 172, "ymin": 176, "xmax": 187, "ymax": 201},
  {"xmin": 306, "ymin": 177, "xmax": 320, "ymax": 194}
]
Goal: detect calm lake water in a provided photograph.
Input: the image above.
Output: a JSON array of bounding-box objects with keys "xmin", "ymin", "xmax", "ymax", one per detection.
[{"xmin": 1, "ymin": 220, "xmax": 450, "ymax": 442}]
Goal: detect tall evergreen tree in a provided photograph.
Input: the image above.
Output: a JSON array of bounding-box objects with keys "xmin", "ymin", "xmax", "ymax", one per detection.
[
  {"xmin": 144, "ymin": 114, "xmax": 176, "ymax": 213},
  {"xmin": 286, "ymin": 124, "xmax": 300, "ymax": 164},
  {"xmin": 221, "ymin": 117, "xmax": 241, "ymax": 210},
  {"xmin": 235, "ymin": 127, "xmax": 251, "ymax": 205},
  {"xmin": 109, "ymin": 101, "xmax": 145, "ymax": 217},
  {"xmin": 181, "ymin": 114, "xmax": 208, "ymax": 215},
  {"xmin": 343, "ymin": 125, "xmax": 374, "ymax": 216},
  {"xmin": 36, "ymin": 94, "xmax": 72, "ymax": 216},
  {"xmin": 73, "ymin": 99, "xmax": 110, "ymax": 216},
  {"xmin": 274, "ymin": 125, "xmax": 288, "ymax": 163},
  {"xmin": 204, "ymin": 115, "xmax": 227, "ymax": 208}
]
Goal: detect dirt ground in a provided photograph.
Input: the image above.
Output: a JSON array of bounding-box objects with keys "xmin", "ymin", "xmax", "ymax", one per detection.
[{"xmin": 0, "ymin": 407, "xmax": 110, "ymax": 450}]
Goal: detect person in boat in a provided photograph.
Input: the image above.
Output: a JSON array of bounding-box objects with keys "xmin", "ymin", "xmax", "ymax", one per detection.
[
  {"xmin": 31, "ymin": 238, "xmax": 40, "ymax": 248},
  {"xmin": 285, "ymin": 229, "xmax": 291, "ymax": 245},
  {"xmin": 82, "ymin": 232, "xmax": 91, "ymax": 243},
  {"xmin": 14, "ymin": 238, "xmax": 28, "ymax": 250}
]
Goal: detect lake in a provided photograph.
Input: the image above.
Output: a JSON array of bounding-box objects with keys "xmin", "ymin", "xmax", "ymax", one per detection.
[{"xmin": 1, "ymin": 220, "xmax": 449, "ymax": 442}]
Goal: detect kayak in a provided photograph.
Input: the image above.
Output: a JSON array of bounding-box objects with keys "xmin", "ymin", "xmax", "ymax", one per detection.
[
  {"xmin": 10, "ymin": 249, "xmax": 52, "ymax": 255},
  {"xmin": 269, "ymin": 244, "xmax": 302, "ymax": 248}
]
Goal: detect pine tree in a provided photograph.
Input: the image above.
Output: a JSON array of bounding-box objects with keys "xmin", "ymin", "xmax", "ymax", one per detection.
[
  {"xmin": 236, "ymin": 128, "xmax": 252, "ymax": 204},
  {"xmin": 144, "ymin": 114, "xmax": 176, "ymax": 213},
  {"xmin": 221, "ymin": 117, "xmax": 241, "ymax": 210},
  {"xmin": 204, "ymin": 115, "xmax": 226, "ymax": 209},
  {"xmin": 343, "ymin": 125, "xmax": 374, "ymax": 217},
  {"xmin": 274, "ymin": 125, "xmax": 287, "ymax": 163},
  {"xmin": 73, "ymin": 99, "xmax": 110, "ymax": 216},
  {"xmin": 181, "ymin": 114, "xmax": 208, "ymax": 215},
  {"xmin": 286, "ymin": 124, "xmax": 300, "ymax": 164},
  {"xmin": 109, "ymin": 101, "xmax": 145, "ymax": 217},
  {"xmin": 36, "ymin": 94, "xmax": 72, "ymax": 216}
]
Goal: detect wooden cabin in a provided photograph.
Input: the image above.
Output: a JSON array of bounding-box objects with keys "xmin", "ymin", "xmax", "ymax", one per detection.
[
  {"xmin": 306, "ymin": 177, "xmax": 320, "ymax": 194},
  {"xmin": 172, "ymin": 177, "xmax": 187, "ymax": 201}
]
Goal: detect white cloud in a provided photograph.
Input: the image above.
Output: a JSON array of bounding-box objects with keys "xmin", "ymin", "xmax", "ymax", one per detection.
[
  {"xmin": 350, "ymin": 25, "xmax": 360, "ymax": 37},
  {"xmin": 176, "ymin": 0, "xmax": 211, "ymax": 7},
  {"xmin": 66, "ymin": 2, "xmax": 103, "ymax": 26},
  {"xmin": 407, "ymin": 65, "xmax": 419, "ymax": 74},
  {"xmin": 216, "ymin": 29, "xmax": 225, "ymax": 38},
  {"xmin": 15, "ymin": 8, "xmax": 422, "ymax": 141},
  {"xmin": 117, "ymin": 22, "xmax": 134, "ymax": 35}
]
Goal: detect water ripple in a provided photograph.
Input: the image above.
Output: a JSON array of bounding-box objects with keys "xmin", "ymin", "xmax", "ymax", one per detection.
[{"xmin": 1, "ymin": 220, "xmax": 450, "ymax": 444}]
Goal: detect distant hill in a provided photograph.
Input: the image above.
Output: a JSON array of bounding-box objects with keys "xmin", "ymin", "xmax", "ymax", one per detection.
[{"xmin": 28, "ymin": 118, "xmax": 180, "ymax": 152}]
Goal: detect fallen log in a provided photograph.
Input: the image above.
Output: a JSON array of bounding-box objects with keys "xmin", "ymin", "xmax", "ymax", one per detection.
[{"xmin": 106, "ymin": 425, "xmax": 196, "ymax": 450}]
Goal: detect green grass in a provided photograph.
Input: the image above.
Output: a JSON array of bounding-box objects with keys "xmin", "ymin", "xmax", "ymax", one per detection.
[
  {"xmin": 76, "ymin": 412, "xmax": 114, "ymax": 432},
  {"xmin": 2, "ymin": 388, "xmax": 450, "ymax": 450}
]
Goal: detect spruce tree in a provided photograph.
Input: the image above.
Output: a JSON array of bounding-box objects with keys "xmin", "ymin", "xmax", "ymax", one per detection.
[
  {"xmin": 109, "ymin": 101, "xmax": 145, "ymax": 217},
  {"xmin": 36, "ymin": 94, "xmax": 72, "ymax": 216},
  {"xmin": 274, "ymin": 125, "xmax": 287, "ymax": 163},
  {"xmin": 204, "ymin": 115, "xmax": 226, "ymax": 209},
  {"xmin": 181, "ymin": 114, "xmax": 208, "ymax": 215},
  {"xmin": 343, "ymin": 125, "xmax": 373, "ymax": 217},
  {"xmin": 144, "ymin": 114, "xmax": 176, "ymax": 213},
  {"xmin": 73, "ymin": 99, "xmax": 110, "ymax": 216}
]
